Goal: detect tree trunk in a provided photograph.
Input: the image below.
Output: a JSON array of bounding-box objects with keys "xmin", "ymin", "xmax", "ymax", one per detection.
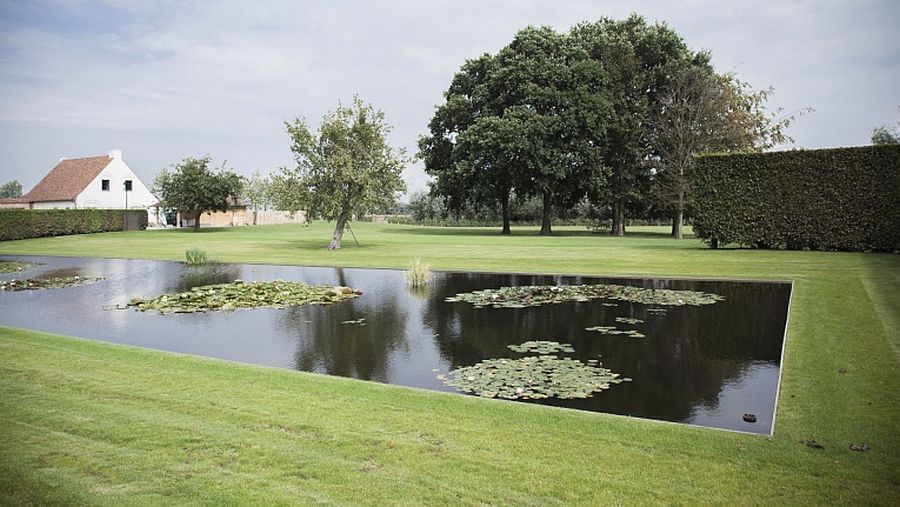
[
  {"xmin": 540, "ymin": 191, "xmax": 552, "ymax": 236},
  {"xmin": 193, "ymin": 208, "xmax": 201, "ymax": 231},
  {"xmin": 328, "ymin": 212, "xmax": 349, "ymax": 250},
  {"xmin": 610, "ymin": 198, "xmax": 625, "ymax": 237},
  {"xmin": 501, "ymin": 193, "xmax": 511, "ymax": 235},
  {"xmin": 672, "ymin": 203, "xmax": 684, "ymax": 240}
]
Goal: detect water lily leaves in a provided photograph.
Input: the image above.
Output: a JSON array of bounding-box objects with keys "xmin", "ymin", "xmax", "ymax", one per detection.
[
  {"xmin": 507, "ymin": 340, "xmax": 575, "ymax": 354},
  {"xmin": 341, "ymin": 318, "xmax": 366, "ymax": 325},
  {"xmin": 585, "ymin": 326, "xmax": 645, "ymax": 338},
  {"xmin": 444, "ymin": 355, "xmax": 626, "ymax": 400},
  {"xmin": 128, "ymin": 280, "xmax": 362, "ymax": 314},
  {"xmin": 0, "ymin": 261, "xmax": 39, "ymax": 274},
  {"xmin": 615, "ymin": 317, "xmax": 644, "ymax": 325},
  {"xmin": 446, "ymin": 284, "xmax": 722, "ymax": 309},
  {"xmin": 0, "ymin": 276, "xmax": 103, "ymax": 291}
]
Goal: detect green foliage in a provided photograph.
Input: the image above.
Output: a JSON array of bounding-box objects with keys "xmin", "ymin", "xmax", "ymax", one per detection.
[
  {"xmin": 871, "ymin": 125, "xmax": 899, "ymax": 145},
  {"xmin": 153, "ymin": 156, "xmax": 244, "ymax": 230},
  {"xmin": 276, "ymin": 96, "xmax": 407, "ymax": 249},
  {"xmin": 242, "ymin": 170, "xmax": 274, "ymax": 211},
  {"xmin": 446, "ymin": 284, "xmax": 723, "ymax": 308},
  {"xmin": 128, "ymin": 280, "xmax": 361, "ymax": 314},
  {"xmin": 0, "ymin": 209, "xmax": 147, "ymax": 241},
  {"xmin": 0, "ymin": 276, "xmax": 103, "ymax": 291},
  {"xmin": 184, "ymin": 248, "xmax": 211, "ymax": 266},
  {"xmin": 420, "ymin": 26, "xmax": 609, "ymax": 235},
  {"xmin": 0, "ymin": 260, "xmax": 38, "ymax": 273},
  {"xmin": 0, "ymin": 179, "xmax": 23, "ymax": 199},
  {"xmin": 693, "ymin": 145, "xmax": 900, "ymax": 251},
  {"xmin": 405, "ymin": 257, "xmax": 431, "ymax": 288}
]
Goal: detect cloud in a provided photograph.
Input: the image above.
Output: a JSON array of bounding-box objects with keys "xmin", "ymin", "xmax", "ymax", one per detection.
[{"xmin": 0, "ymin": 0, "xmax": 897, "ymax": 194}]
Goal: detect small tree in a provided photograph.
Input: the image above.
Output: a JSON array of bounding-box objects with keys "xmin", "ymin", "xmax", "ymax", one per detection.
[
  {"xmin": 244, "ymin": 170, "xmax": 274, "ymax": 211},
  {"xmin": 0, "ymin": 180, "xmax": 23, "ymax": 199},
  {"xmin": 277, "ymin": 96, "xmax": 407, "ymax": 250},
  {"xmin": 652, "ymin": 68, "xmax": 811, "ymax": 239},
  {"xmin": 153, "ymin": 156, "xmax": 244, "ymax": 230}
]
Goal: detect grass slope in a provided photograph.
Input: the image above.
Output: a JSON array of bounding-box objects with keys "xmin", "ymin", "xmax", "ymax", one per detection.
[{"xmin": 1, "ymin": 223, "xmax": 898, "ymax": 504}]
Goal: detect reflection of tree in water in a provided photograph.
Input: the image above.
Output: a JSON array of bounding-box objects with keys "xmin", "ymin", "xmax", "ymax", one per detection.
[
  {"xmin": 169, "ymin": 264, "xmax": 243, "ymax": 293},
  {"xmin": 422, "ymin": 273, "xmax": 790, "ymax": 423},
  {"xmin": 279, "ymin": 268, "xmax": 410, "ymax": 383}
]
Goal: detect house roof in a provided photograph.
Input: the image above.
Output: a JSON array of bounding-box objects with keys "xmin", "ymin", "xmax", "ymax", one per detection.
[{"xmin": 23, "ymin": 155, "xmax": 112, "ymax": 202}]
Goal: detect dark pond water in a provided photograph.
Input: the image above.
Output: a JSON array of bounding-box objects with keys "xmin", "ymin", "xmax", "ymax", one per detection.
[{"xmin": 0, "ymin": 255, "xmax": 791, "ymax": 434}]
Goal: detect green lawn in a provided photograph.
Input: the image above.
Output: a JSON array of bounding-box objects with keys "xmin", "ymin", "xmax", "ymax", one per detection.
[{"xmin": 1, "ymin": 222, "xmax": 898, "ymax": 504}]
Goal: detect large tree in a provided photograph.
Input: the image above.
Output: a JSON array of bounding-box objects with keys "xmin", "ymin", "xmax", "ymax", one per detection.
[
  {"xmin": 276, "ymin": 96, "xmax": 407, "ymax": 250},
  {"xmin": 571, "ymin": 15, "xmax": 703, "ymax": 236},
  {"xmin": 420, "ymin": 26, "xmax": 608, "ymax": 235},
  {"xmin": 0, "ymin": 180, "xmax": 23, "ymax": 199},
  {"xmin": 153, "ymin": 156, "xmax": 244, "ymax": 230}
]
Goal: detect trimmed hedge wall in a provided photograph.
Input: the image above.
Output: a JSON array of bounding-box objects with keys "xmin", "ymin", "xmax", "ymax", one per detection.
[
  {"xmin": 693, "ymin": 145, "xmax": 900, "ymax": 252},
  {"xmin": 0, "ymin": 209, "xmax": 148, "ymax": 241}
]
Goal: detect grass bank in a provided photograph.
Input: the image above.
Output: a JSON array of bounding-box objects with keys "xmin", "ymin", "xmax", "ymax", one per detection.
[{"xmin": 1, "ymin": 223, "xmax": 898, "ymax": 504}]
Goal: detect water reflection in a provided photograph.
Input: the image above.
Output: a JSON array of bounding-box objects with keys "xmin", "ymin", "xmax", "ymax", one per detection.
[{"xmin": 0, "ymin": 255, "xmax": 790, "ymax": 434}]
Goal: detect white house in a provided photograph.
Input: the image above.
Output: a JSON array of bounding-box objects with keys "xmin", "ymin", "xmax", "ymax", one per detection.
[{"xmin": 4, "ymin": 150, "xmax": 159, "ymax": 223}]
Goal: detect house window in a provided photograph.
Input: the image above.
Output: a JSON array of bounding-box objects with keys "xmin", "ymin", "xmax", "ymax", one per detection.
[
  {"xmin": 101, "ymin": 179, "xmax": 110, "ymax": 191},
  {"xmin": 124, "ymin": 180, "xmax": 133, "ymax": 191}
]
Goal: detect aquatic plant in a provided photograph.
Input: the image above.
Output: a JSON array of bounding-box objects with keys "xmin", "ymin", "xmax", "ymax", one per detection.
[
  {"xmin": 128, "ymin": 280, "xmax": 361, "ymax": 314},
  {"xmin": 507, "ymin": 340, "xmax": 575, "ymax": 354},
  {"xmin": 444, "ymin": 355, "xmax": 627, "ymax": 400},
  {"xmin": 585, "ymin": 326, "xmax": 645, "ymax": 338},
  {"xmin": 0, "ymin": 276, "xmax": 103, "ymax": 291},
  {"xmin": 446, "ymin": 283, "xmax": 722, "ymax": 309},
  {"xmin": 615, "ymin": 317, "xmax": 644, "ymax": 325},
  {"xmin": 184, "ymin": 248, "xmax": 212, "ymax": 266},
  {"xmin": 0, "ymin": 260, "xmax": 39, "ymax": 274},
  {"xmin": 405, "ymin": 257, "xmax": 431, "ymax": 288}
]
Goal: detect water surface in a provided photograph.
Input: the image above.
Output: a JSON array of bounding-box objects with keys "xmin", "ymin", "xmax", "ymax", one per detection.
[{"xmin": 0, "ymin": 255, "xmax": 791, "ymax": 434}]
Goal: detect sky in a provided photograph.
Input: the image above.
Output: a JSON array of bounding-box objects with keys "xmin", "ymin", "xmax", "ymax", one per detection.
[{"xmin": 1, "ymin": 0, "xmax": 898, "ymax": 197}]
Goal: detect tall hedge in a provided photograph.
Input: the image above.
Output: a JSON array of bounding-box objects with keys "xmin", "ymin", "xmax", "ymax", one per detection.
[
  {"xmin": 693, "ymin": 145, "xmax": 899, "ymax": 252},
  {"xmin": 0, "ymin": 209, "xmax": 148, "ymax": 241}
]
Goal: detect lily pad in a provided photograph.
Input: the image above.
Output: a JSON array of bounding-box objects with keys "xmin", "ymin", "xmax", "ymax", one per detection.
[
  {"xmin": 0, "ymin": 276, "xmax": 103, "ymax": 291},
  {"xmin": 128, "ymin": 280, "xmax": 362, "ymax": 314},
  {"xmin": 444, "ymin": 355, "xmax": 627, "ymax": 400},
  {"xmin": 507, "ymin": 340, "xmax": 575, "ymax": 354},
  {"xmin": 615, "ymin": 317, "xmax": 644, "ymax": 325},
  {"xmin": 585, "ymin": 325, "xmax": 645, "ymax": 338},
  {"xmin": 0, "ymin": 261, "xmax": 40, "ymax": 274},
  {"xmin": 446, "ymin": 284, "xmax": 722, "ymax": 309}
]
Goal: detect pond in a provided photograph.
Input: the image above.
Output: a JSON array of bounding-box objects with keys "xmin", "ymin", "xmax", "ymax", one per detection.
[{"xmin": 0, "ymin": 255, "xmax": 791, "ymax": 434}]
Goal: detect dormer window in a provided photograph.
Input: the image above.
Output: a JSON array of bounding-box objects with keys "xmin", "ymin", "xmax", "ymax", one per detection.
[{"xmin": 101, "ymin": 179, "xmax": 110, "ymax": 191}]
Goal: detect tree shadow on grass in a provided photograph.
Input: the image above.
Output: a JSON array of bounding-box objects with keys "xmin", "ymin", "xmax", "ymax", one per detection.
[{"xmin": 385, "ymin": 225, "xmax": 692, "ymax": 240}]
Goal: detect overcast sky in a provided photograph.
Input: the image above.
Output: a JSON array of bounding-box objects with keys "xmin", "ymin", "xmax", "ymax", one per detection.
[{"xmin": 1, "ymin": 0, "xmax": 897, "ymax": 196}]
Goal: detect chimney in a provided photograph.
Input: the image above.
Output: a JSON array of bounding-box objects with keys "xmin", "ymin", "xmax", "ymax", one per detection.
[{"xmin": 108, "ymin": 149, "xmax": 122, "ymax": 160}]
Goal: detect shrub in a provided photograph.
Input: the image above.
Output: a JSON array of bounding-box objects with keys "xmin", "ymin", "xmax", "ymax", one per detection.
[
  {"xmin": 693, "ymin": 145, "xmax": 900, "ymax": 252},
  {"xmin": 0, "ymin": 209, "xmax": 148, "ymax": 241}
]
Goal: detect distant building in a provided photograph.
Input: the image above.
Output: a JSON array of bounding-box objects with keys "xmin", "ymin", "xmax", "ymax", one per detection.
[{"xmin": 0, "ymin": 150, "xmax": 158, "ymax": 224}]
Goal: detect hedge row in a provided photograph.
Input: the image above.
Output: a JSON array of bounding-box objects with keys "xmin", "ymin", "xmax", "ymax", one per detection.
[
  {"xmin": 0, "ymin": 209, "xmax": 148, "ymax": 241},
  {"xmin": 693, "ymin": 145, "xmax": 900, "ymax": 252}
]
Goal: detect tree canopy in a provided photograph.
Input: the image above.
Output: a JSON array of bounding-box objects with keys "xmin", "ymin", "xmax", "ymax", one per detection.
[
  {"xmin": 153, "ymin": 156, "xmax": 244, "ymax": 230},
  {"xmin": 422, "ymin": 14, "xmax": 806, "ymax": 236},
  {"xmin": 274, "ymin": 96, "xmax": 407, "ymax": 250},
  {"xmin": 0, "ymin": 180, "xmax": 23, "ymax": 199},
  {"xmin": 420, "ymin": 26, "xmax": 608, "ymax": 235}
]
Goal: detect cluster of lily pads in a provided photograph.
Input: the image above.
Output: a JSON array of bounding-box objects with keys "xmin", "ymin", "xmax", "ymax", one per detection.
[
  {"xmin": 443, "ymin": 339, "xmax": 629, "ymax": 400},
  {"xmin": 444, "ymin": 353, "xmax": 627, "ymax": 400},
  {"xmin": 585, "ymin": 326, "xmax": 646, "ymax": 339},
  {"xmin": 0, "ymin": 276, "xmax": 103, "ymax": 291},
  {"xmin": 0, "ymin": 261, "xmax": 38, "ymax": 274},
  {"xmin": 507, "ymin": 340, "xmax": 575, "ymax": 354},
  {"xmin": 446, "ymin": 283, "xmax": 722, "ymax": 309},
  {"xmin": 127, "ymin": 280, "xmax": 362, "ymax": 314}
]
